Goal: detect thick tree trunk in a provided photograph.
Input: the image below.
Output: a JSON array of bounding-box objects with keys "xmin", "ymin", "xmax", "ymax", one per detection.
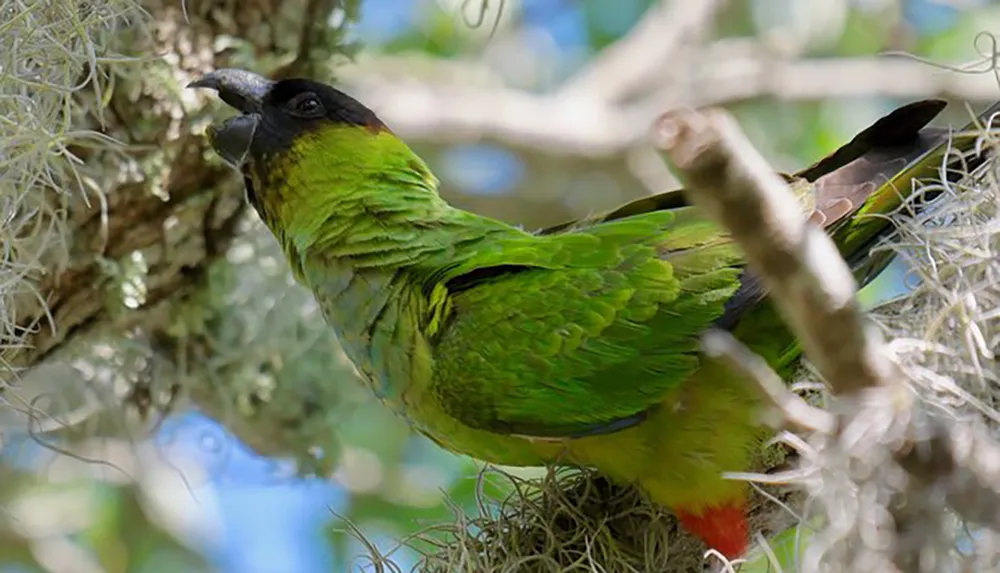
[
  {"xmin": 1, "ymin": 0, "xmax": 359, "ymax": 472},
  {"xmin": 12, "ymin": 0, "xmax": 344, "ymax": 368}
]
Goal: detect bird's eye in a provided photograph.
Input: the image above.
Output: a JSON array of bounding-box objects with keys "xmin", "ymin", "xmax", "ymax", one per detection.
[{"xmin": 287, "ymin": 93, "xmax": 324, "ymax": 118}]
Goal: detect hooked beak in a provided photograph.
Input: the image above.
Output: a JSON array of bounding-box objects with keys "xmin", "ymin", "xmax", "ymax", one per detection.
[{"xmin": 188, "ymin": 69, "xmax": 275, "ymax": 167}]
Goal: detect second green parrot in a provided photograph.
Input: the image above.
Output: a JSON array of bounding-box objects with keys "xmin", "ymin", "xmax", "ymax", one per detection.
[{"xmin": 190, "ymin": 68, "xmax": 995, "ymax": 559}]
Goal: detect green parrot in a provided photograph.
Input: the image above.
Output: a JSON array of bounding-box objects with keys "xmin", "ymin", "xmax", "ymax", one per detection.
[{"xmin": 189, "ymin": 68, "xmax": 995, "ymax": 559}]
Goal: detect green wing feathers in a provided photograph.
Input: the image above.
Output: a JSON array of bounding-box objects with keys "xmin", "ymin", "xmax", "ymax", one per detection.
[{"xmin": 429, "ymin": 207, "xmax": 745, "ymax": 438}]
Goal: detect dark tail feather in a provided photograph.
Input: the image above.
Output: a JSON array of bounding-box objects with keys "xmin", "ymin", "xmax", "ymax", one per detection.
[{"xmin": 827, "ymin": 99, "xmax": 1000, "ymax": 285}]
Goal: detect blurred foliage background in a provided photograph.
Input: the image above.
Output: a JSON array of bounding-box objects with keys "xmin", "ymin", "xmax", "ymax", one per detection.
[{"xmin": 2, "ymin": 0, "xmax": 999, "ymax": 571}]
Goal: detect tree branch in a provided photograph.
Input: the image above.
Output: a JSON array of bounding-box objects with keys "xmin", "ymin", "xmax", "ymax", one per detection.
[{"xmin": 342, "ymin": 53, "xmax": 1000, "ymax": 158}]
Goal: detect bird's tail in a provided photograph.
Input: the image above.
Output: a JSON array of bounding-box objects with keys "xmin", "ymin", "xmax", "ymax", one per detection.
[
  {"xmin": 674, "ymin": 503, "xmax": 749, "ymax": 561},
  {"xmin": 809, "ymin": 99, "xmax": 1000, "ymax": 287}
]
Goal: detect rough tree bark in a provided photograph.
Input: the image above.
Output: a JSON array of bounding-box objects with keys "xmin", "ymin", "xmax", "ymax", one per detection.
[
  {"xmin": 13, "ymin": 0, "xmax": 348, "ymax": 364},
  {"xmin": 2, "ymin": 0, "xmax": 361, "ymax": 472}
]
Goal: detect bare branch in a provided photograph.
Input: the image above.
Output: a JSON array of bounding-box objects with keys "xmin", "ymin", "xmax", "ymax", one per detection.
[
  {"xmin": 343, "ymin": 54, "xmax": 1000, "ymax": 158},
  {"xmin": 640, "ymin": 44, "xmax": 1000, "ymax": 113},
  {"xmin": 342, "ymin": 81, "xmax": 634, "ymax": 157}
]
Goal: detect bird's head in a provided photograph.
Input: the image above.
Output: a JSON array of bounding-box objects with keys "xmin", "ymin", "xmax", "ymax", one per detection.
[
  {"xmin": 188, "ymin": 69, "xmax": 437, "ymax": 244},
  {"xmin": 188, "ymin": 68, "xmax": 391, "ymax": 169}
]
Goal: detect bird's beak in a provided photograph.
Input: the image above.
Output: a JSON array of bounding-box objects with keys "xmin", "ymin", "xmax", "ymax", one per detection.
[
  {"xmin": 188, "ymin": 68, "xmax": 273, "ymax": 113},
  {"xmin": 188, "ymin": 69, "xmax": 275, "ymax": 167}
]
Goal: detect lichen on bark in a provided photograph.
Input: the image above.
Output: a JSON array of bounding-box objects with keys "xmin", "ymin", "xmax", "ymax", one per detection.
[{"xmin": 1, "ymin": 0, "xmax": 363, "ymax": 477}]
